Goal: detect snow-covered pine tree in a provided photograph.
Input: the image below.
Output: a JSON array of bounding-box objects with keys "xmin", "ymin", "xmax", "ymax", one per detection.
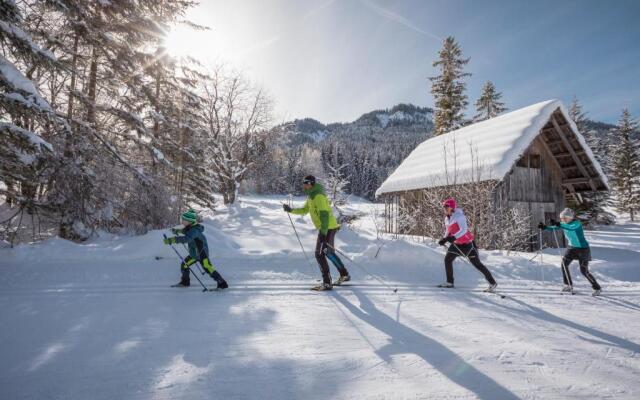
[
  {"xmin": 0, "ymin": 0, "xmax": 63, "ymax": 242},
  {"xmin": 568, "ymin": 96, "xmax": 588, "ymax": 133},
  {"xmin": 473, "ymin": 81, "xmax": 506, "ymax": 122},
  {"xmin": 567, "ymin": 96, "xmax": 613, "ymax": 224},
  {"xmin": 610, "ymin": 109, "xmax": 640, "ymax": 221},
  {"xmin": 2, "ymin": 0, "xmax": 204, "ymax": 241},
  {"xmin": 49, "ymin": 0, "xmax": 204, "ymax": 237},
  {"xmin": 429, "ymin": 36, "xmax": 471, "ymax": 135}
]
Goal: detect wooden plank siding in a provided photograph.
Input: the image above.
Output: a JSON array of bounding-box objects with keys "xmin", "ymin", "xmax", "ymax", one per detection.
[{"xmin": 493, "ymin": 136, "xmax": 566, "ymax": 249}]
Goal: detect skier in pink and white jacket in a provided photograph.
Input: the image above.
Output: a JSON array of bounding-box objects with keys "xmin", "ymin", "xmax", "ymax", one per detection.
[{"xmin": 437, "ymin": 198, "xmax": 497, "ymax": 291}]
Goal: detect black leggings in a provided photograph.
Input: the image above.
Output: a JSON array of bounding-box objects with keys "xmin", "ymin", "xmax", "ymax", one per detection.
[
  {"xmin": 444, "ymin": 241, "xmax": 496, "ymax": 285},
  {"xmin": 561, "ymin": 248, "xmax": 601, "ymax": 290}
]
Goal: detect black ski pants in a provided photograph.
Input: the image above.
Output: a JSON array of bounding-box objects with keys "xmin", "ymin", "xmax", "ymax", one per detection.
[
  {"xmin": 561, "ymin": 247, "xmax": 601, "ymax": 290},
  {"xmin": 444, "ymin": 241, "xmax": 496, "ymax": 285},
  {"xmin": 180, "ymin": 256, "xmax": 226, "ymax": 286}
]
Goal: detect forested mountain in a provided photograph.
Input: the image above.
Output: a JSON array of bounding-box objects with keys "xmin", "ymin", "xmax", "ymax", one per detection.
[
  {"xmin": 249, "ymin": 104, "xmax": 434, "ymax": 199},
  {"xmin": 248, "ymin": 107, "xmax": 632, "ymax": 202}
]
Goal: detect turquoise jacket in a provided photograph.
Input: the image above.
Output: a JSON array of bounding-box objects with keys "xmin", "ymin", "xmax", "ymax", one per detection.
[
  {"xmin": 545, "ymin": 220, "xmax": 589, "ymax": 249},
  {"xmin": 173, "ymin": 224, "xmax": 209, "ymax": 260}
]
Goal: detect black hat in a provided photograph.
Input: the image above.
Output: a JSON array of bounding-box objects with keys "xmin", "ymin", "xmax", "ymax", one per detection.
[{"xmin": 302, "ymin": 175, "xmax": 316, "ymax": 185}]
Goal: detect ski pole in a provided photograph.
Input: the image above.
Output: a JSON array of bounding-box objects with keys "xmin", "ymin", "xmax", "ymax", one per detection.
[
  {"xmin": 178, "ymin": 241, "xmax": 206, "ymax": 275},
  {"xmin": 284, "ymin": 204, "xmax": 317, "ymax": 274},
  {"xmin": 163, "ymin": 234, "xmax": 208, "ymax": 292},
  {"xmin": 539, "ymin": 228, "xmax": 544, "ymax": 284},
  {"xmin": 324, "ymin": 242, "xmax": 398, "ymax": 294},
  {"xmin": 450, "ymin": 242, "xmax": 474, "ymax": 265},
  {"xmin": 171, "ymin": 228, "xmax": 206, "ymax": 275},
  {"xmin": 551, "ymin": 229, "xmax": 571, "ymax": 289}
]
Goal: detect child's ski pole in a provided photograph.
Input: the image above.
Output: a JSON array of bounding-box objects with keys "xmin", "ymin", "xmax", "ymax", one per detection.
[{"xmin": 164, "ymin": 234, "xmax": 208, "ymax": 292}]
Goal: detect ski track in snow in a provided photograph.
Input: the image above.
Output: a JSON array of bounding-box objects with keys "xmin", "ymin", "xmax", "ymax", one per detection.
[{"xmin": 1, "ymin": 196, "xmax": 639, "ymax": 400}]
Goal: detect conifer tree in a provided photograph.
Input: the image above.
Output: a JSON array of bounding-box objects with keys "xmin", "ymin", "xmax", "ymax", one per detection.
[
  {"xmin": 610, "ymin": 109, "xmax": 640, "ymax": 221},
  {"xmin": 568, "ymin": 96, "xmax": 613, "ymax": 224},
  {"xmin": 473, "ymin": 81, "xmax": 506, "ymax": 122},
  {"xmin": 429, "ymin": 36, "xmax": 471, "ymax": 135},
  {"xmin": 568, "ymin": 95, "xmax": 588, "ymax": 133}
]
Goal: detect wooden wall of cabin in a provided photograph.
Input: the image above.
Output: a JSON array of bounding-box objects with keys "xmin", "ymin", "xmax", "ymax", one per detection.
[
  {"xmin": 387, "ymin": 181, "xmax": 502, "ymax": 248},
  {"xmin": 492, "ymin": 136, "xmax": 566, "ymax": 249}
]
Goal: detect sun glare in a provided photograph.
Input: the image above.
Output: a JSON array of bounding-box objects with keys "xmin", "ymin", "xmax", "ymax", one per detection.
[{"xmin": 163, "ymin": 25, "xmax": 207, "ymax": 59}]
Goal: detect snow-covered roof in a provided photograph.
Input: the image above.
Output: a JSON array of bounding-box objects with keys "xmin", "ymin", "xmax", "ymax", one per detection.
[{"xmin": 376, "ymin": 99, "xmax": 608, "ymax": 196}]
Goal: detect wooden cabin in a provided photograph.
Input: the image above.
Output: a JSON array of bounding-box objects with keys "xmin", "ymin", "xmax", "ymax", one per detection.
[{"xmin": 375, "ymin": 99, "xmax": 609, "ymax": 250}]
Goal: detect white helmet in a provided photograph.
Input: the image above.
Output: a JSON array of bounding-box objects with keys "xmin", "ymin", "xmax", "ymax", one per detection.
[{"xmin": 559, "ymin": 208, "xmax": 574, "ymax": 220}]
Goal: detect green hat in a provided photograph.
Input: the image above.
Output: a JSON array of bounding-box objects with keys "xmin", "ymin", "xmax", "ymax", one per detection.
[{"xmin": 181, "ymin": 209, "xmax": 198, "ymax": 224}]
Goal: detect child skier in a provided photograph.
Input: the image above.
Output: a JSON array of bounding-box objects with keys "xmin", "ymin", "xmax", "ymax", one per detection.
[
  {"xmin": 538, "ymin": 207, "xmax": 602, "ymax": 296},
  {"xmin": 437, "ymin": 198, "xmax": 498, "ymax": 292},
  {"xmin": 283, "ymin": 175, "xmax": 350, "ymax": 291},
  {"xmin": 163, "ymin": 209, "xmax": 228, "ymax": 289}
]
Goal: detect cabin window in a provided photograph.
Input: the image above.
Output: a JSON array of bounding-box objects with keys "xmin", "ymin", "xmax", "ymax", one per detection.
[{"xmin": 516, "ymin": 154, "xmax": 541, "ymax": 169}]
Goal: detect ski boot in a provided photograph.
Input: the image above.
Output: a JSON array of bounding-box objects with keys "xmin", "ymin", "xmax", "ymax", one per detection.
[
  {"xmin": 210, "ymin": 271, "xmax": 228, "ymax": 290},
  {"xmin": 561, "ymin": 284, "xmax": 574, "ymax": 294},
  {"xmin": 311, "ymin": 283, "xmax": 333, "ymax": 291},
  {"xmin": 437, "ymin": 282, "xmax": 455, "ymax": 288},
  {"xmin": 333, "ymin": 275, "xmax": 351, "ymax": 286},
  {"xmin": 484, "ymin": 283, "xmax": 497, "ymax": 293},
  {"xmin": 592, "ymin": 289, "xmax": 602, "ymax": 297},
  {"xmin": 171, "ymin": 281, "xmax": 190, "ymax": 288}
]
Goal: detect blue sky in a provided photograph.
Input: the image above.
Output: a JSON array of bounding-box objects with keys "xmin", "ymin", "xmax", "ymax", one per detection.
[{"xmin": 179, "ymin": 0, "xmax": 640, "ymax": 124}]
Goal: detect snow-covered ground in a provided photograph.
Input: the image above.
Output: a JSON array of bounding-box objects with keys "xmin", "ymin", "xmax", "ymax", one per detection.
[{"xmin": 1, "ymin": 196, "xmax": 639, "ymax": 399}]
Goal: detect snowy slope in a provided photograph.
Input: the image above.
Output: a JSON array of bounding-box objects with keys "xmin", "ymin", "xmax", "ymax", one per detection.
[{"xmin": 1, "ymin": 196, "xmax": 639, "ymax": 400}]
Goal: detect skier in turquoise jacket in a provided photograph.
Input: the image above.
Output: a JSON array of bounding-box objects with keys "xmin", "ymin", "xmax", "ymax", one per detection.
[{"xmin": 539, "ymin": 208, "xmax": 602, "ymax": 295}]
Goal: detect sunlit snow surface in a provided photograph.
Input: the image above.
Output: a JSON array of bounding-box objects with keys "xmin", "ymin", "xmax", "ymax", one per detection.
[{"xmin": 1, "ymin": 196, "xmax": 638, "ymax": 399}]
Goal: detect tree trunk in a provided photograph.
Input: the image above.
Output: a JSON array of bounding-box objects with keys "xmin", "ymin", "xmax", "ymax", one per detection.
[
  {"xmin": 67, "ymin": 33, "xmax": 79, "ymax": 121},
  {"xmin": 87, "ymin": 46, "xmax": 98, "ymax": 125}
]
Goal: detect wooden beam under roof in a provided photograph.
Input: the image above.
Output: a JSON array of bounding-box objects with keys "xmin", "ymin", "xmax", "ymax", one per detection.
[
  {"xmin": 538, "ymin": 134, "xmax": 581, "ymax": 203},
  {"xmin": 555, "ymin": 150, "xmax": 585, "ymax": 158},
  {"xmin": 538, "ymin": 135, "xmax": 565, "ymax": 175},
  {"xmin": 550, "ymin": 113, "xmax": 598, "ymax": 191},
  {"xmin": 563, "ymin": 177, "xmax": 590, "ymax": 185}
]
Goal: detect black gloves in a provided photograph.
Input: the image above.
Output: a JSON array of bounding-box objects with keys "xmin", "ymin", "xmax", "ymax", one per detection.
[
  {"xmin": 438, "ymin": 236, "xmax": 455, "ymax": 246},
  {"xmin": 538, "ymin": 222, "xmax": 546, "ymax": 230},
  {"xmin": 283, "ymin": 204, "xmax": 292, "ymax": 213}
]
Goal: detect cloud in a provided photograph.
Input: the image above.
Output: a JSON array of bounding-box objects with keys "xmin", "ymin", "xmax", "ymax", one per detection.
[
  {"xmin": 359, "ymin": 0, "xmax": 442, "ymax": 41},
  {"xmin": 234, "ymin": 0, "xmax": 337, "ymax": 58}
]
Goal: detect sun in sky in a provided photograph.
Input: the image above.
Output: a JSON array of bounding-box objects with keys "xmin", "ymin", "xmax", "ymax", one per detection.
[{"xmin": 162, "ymin": 24, "xmax": 214, "ymax": 59}]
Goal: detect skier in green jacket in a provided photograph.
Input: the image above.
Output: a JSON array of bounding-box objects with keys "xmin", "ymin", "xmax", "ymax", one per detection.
[
  {"xmin": 284, "ymin": 175, "xmax": 350, "ymax": 291},
  {"xmin": 539, "ymin": 207, "xmax": 602, "ymax": 296}
]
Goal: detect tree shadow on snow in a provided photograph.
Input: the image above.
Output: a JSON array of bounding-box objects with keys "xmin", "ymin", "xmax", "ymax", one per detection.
[{"xmin": 332, "ymin": 289, "xmax": 520, "ymax": 400}]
